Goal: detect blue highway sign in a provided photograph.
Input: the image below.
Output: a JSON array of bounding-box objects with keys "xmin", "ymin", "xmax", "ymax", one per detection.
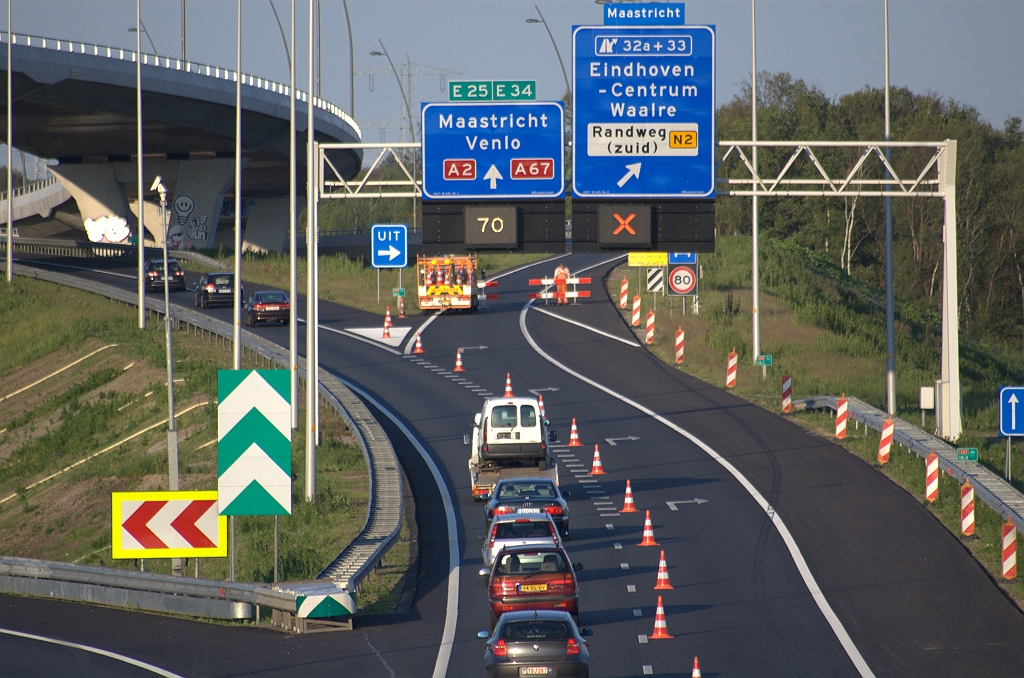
[
  {"xmin": 668, "ymin": 252, "xmax": 697, "ymax": 265},
  {"xmin": 421, "ymin": 102, "xmax": 565, "ymax": 200},
  {"xmin": 572, "ymin": 25, "xmax": 715, "ymax": 198},
  {"xmin": 1000, "ymin": 386, "xmax": 1024, "ymax": 436},
  {"xmin": 371, "ymin": 224, "xmax": 408, "ymax": 269}
]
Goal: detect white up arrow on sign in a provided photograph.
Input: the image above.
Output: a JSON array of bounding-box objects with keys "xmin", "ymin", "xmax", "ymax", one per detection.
[
  {"xmin": 377, "ymin": 244, "xmax": 401, "ymax": 261},
  {"xmin": 617, "ymin": 162, "xmax": 641, "ymax": 188},
  {"xmin": 484, "ymin": 164, "xmax": 503, "ymax": 189},
  {"xmin": 1011, "ymin": 393, "xmax": 1019, "ymax": 429}
]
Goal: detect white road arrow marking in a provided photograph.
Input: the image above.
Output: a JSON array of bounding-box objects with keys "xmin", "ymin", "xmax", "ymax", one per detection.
[
  {"xmin": 459, "ymin": 345, "xmax": 488, "ymax": 351},
  {"xmin": 605, "ymin": 436, "xmax": 640, "ymax": 446},
  {"xmin": 666, "ymin": 499, "xmax": 708, "ymax": 510},
  {"xmin": 483, "ymin": 164, "xmax": 503, "ymax": 189},
  {"xmin": 616, "ymin": 162, "xmax": 642, "ymax": 188},
  {"xmin": 1011, "ymin": 393, "xmax": 1020, "ymax": 430},
  {"xmin": 528, "ymin": 388, "xmax": 561, "ymax": 396},
  {"xmin": 377, "ymin": 244, "xmax": 401, "ymax": 261}
]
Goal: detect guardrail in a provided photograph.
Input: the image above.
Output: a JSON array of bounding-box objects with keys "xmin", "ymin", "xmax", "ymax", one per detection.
[
  {"xmin": 1, "ymin": 237, "xmax": 224, "ymax": 269},
  {"xmin": 0, "ymin": 260, "xmax": 404, "ymax": 632},
  {"xmin": 794, "ymin": 396, "xmax": 1024, "ymax": 533},
  {"xmin": 0, "ymin": 31, "xmax": 359, "ymax": 136}
]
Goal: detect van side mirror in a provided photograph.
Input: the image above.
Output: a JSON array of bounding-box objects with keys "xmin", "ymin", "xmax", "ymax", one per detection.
[
  {"xmin": 580, "ymin": 628, "xmax": 593, "ymax": 637},
  {"xmin": 543, "ymin": 419, "xmax": 550, "ymax": 426},
  {"xmin": 478, "ymin": 567, "xmax": 489, "ymax": 576},
  {"xmin": 548, "ymin": 431, "xmax": 557, "ymax": 442},
  {"xmin": 474, "ymin": 413, "xmax": 482, "ymax": 426},
  {"xmin": 463, "ymin": 434, "xmax": 471, "ymax": 445},
  {"xmin": 573, "ymin": 562, "xmax": 584, "ymax": 571},
  {"xmin": 477, "ymin": 630, "xmax": 490, "ymax": 639}
]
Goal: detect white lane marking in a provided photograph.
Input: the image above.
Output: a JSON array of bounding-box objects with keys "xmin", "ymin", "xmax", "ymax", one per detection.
[
  {"xmin": 403, "ymin": 310, "xmax": 445, "ymax": 355},
  {"xmin": 333, "ymin": 378, "xmax": 459, "ymax": 678},
  {"xmin": 0, "ymin": 627, "xmax": 185, "ymax": 677},
  {"xmin": 299, "ymin": 319, "xmax": 404, "ymax": 356},
  {"xmin": 531, "ymin": 306, "xmax": 641, "ymax": 347},
  {"xmin": 519, "ymin": 303, "xmax": 876, "ymax": 678},
  {"xmin": 642, "ymin": 665, "xmax": 653, "ymax": 674},
  {"xmin": 638, "ymin": 635, "xmax": 648, "ymax": 644},
  {"xmin": 600, "ymin": 513, "xmax": 620, "ymax": 517},
  {"xmin": 614, "ymin": 542, "xmax": 623, "ymax": 549},
  {"xmin": 593, "ymin": 501, "xmax": 615, "ymax": 505},
  {"xmin": 620, "ymin": 563, "xmax": 630, "ymax": 570},
  {"xmin": 606, "ymin": 524, "xmax": 615, "ymax": 530},
  {"xmin": 633, "ymin": 608, "xmax": 643, "ymax": 617},
  {"xmin": 627, "ymin": 584, "xmax": 636, "ymax": 592}
]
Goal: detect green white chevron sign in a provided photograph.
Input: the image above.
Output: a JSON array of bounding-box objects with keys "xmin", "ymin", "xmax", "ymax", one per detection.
[{"xmin": 218, "ymin": 370, "xmax": 291, "ymax": 516}]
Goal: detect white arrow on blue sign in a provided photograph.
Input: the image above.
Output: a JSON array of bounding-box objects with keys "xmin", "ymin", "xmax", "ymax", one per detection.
[
  {"xmin": 371, "ymin": 224, "xmax": 407, "ymax": 269},
  {"xmin": 1000, "ymin": 386, "xmax": 1024, "ymax": 436},
  {"xmin": 572, "ymin": 25, "xmax": 716, "ymax": 198},
  {"xmin": 421, "ymin": 101, "xmax": 565, "ymax": 200}
]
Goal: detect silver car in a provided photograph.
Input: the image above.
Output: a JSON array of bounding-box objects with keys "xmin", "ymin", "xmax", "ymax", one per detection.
[{"xmin": 481, "ymin": 513, "xmax": 563, "ymax": 570}]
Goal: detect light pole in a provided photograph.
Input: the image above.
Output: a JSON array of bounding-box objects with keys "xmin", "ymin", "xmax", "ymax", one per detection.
[
  {"xmin": 527, "ymin": 6, "xmax": 570, "ymax": 99},
  {"xmin": 6, "ymin": 0, "xmax": 12, "ymax": 284},
  {"xmin": 370, "ymin": 41, "xmax": 418, "ymax": 231},
  {"xmin": 750, "ymin": 0, "xmax": 761, "ymax": 364},
  {"xmin": 343, "ymin": 0, "xmax": 354, "ymax": 117},
  {"xmin": 883, "ymin": 0, "xmax": 896, "ymax": 416},
  {"xmin": 233, "ymin": 0, "xmax": 242, "ymax": 373},
  {"xmin": 128, "ymin": 20, "xmax": 159, "ymax": 58},
  {"xmin": 135, "ymin": 0, "xmax": 145, "ymax": 329},
  {"xmin": 305, "ymin": 0, "xmax": 318, "ymax": 502},
  {"xmin": 151, "ymin": 175, "xmax": 182, "ymax": 577}
]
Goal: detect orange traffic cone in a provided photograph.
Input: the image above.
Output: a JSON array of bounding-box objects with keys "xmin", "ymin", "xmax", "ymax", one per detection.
[
  {"xmin": 538, "ymin": 394, "xmax": 546, "ymax": 419},
  {"xmin": 503, "ymin": 373, "xmax": 514, "ymax": 397},
  {"xmin": 454, "ymin": 349, "xmax": 465, "ymax": 372},
  {"xmin": 398, "ymin": 297, "xmax": 405, "ymax": 319},
  {"xmin": 384, "ymin": 305, "xmax": 393, "ymax": 328},
  {"xmin": 654, "ymin": 550, "xmax": 673, "ymax": 590},
  {"xmin": 691, "ymin": 656, "xmax": 701, "ymax": 677},
  {"xmin": 412, "ymin": 333, "xmax": 424, "ymax": 354},
  {"xmin": 589, "ymin": 444, "xmax": 606, "ymax": 475},
  {"xmin": 638, "ymin": 510, "xmax": 659, "ymax": 546},
  {"xmin": 567, "ymin": 418, "xmax": 582, "ymax": 447},
  {"xmin": 382, "ymin": 320, "xmax": 391, "ymax": 339},
  {"xmin": 621, "ymin": 480, "xmax": 637, "ymax": 513},
  {"xmin": 650, "ymin": 595, "xmax": 673, "ymax": 639}
]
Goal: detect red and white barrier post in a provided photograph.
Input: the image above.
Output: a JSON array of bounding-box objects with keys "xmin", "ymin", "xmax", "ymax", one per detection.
[
  {"xmin": 675, "ymin": 327, "xmax": 684, "ymax": 364},
  {"xmin": 1003, "ymin": 522, "xmax": 1017, "ymax": 579},
  {"xmin": 878, "ymin": 417, "xmax": 894, "ymax": 465},
  {"xmin": 781, "ymin": 372, "xmax": 792, "ymax": 413},
  {"xmin": 726, "ymin": 348, "xmax": 737, "ymax": 388},
  {"xmin": 961, "ymin": 481, "xmax": 975, "ymax": 536},
  {"xmin": 632, "ymin": 295, "xmax": 641, "ymax": 327},
  {"xmin": 835, "ymin": 394, "xmax": 848, "ymax": 440},
  {"xmin": 620, "ymin": 278, "xmax": 629, "ymax": 309},
  {"xmin": 645, "ymin": 310, "xmax": 655, "ymax": 345},
  {"xmin": 925, "ymin": 452, "xmax": 939, "ymax": 502}
]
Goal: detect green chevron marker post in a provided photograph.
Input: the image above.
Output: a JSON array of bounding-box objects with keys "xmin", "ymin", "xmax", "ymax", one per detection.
[{"xmin": 218, "ymin": 370, "xmax": 292, "ymax": 516}]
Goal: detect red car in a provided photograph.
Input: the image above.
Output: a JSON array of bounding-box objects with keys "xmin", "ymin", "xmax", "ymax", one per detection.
[
  {"xmin": 487, "ymin": 546, "xmax": 582, "ymax": 628},
  {"xmin": 244, "ymin": 291, "xmax": 290, "ymax": 326}
]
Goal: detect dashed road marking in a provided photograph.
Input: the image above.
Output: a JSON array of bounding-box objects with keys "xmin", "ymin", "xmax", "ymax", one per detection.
[
  {"xmin": 620, "ymin": 563, "xmax": 629, "ymax": 570},
  {"xmin": 614, "ymin": 542, "xmax": 622, "ymax": 550},
  {"xmin": 642, "ymin": 665, "xmax": 653, "ymax": 674},
  {"xmin": 638, "ymin": 635, "xmax": 648, "ymax": 645},
  {"xmin": 627, "ymin": 584, "xmax": 636, "ymax": 592},
  {"xmin": 606, "ymin": 524, "xmax": 614, "ymax": 530},
  {"xmin": 633, "ymin": 608, "xmax": 643, "ymax": 617}
]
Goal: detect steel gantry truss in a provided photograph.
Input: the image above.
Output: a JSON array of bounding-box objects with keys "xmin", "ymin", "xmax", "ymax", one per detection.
[
  {"xmin": 319, "ymin": 142, "xmax": 421, "ymax": 200},
  {"xmin": 717, "ymin": 139, "xmax": 961, "ymax": 440}
]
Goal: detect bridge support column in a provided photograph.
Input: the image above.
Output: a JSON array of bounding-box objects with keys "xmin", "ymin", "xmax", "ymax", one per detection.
[{"xmin": 242, "ymin": 197, "xmax": 290, "ymax": 253}]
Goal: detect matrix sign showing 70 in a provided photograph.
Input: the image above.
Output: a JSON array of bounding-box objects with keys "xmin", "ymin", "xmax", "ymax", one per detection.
[{"xmin": 464, "ymin": 206, "xmax": 518, "ymax": 247}]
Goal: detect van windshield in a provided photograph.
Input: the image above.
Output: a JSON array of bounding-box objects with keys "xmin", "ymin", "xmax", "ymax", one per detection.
[{"xmin": 491, "ymin": 406, "xmax": 517, "ymax": 428}]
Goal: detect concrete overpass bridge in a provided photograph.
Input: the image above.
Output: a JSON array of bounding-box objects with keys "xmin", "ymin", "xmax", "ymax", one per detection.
[{"xmin": 1, "ymin": 31, "xmax": 362, "ymax": 252}]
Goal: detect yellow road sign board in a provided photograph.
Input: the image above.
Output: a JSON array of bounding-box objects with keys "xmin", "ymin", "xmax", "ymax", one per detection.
[
  {"xmin": 112, "ymin": 490, "xmax": 227, "ymax": 559},
  {"xmin": 628, "ymin": 252, "xmax": 668, "ymax": 267}
]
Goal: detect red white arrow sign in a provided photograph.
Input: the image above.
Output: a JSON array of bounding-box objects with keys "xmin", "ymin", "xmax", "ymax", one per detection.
[{"xmin": 112, "ymin": 491, "xmax": 225, "ymax": 558}]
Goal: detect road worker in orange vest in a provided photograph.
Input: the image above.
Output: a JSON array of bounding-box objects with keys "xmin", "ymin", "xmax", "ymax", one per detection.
[{"xmin": 554, "ymin": 263, "xmax": 570, "ymax": 305}]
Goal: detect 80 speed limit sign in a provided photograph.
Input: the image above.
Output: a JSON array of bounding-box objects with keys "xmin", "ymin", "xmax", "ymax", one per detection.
[{"xmin": 667, "ymin": 265, "xmax": 698, "ymax": 296}]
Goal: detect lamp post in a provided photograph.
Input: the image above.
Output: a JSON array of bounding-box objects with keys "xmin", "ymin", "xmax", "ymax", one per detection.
[
  {"xmin": 151, "ymin": 175, "xmax": 182, "ymax": 577},
  {"xmin": 750, "ymin": 0, "xmax": 761, "ymax": 365},
  {"xmin": 128, "ymin": 20, "xmax": 160, "ymax": 58},
  {"xmin": 6, "ymin": 0, "xmax": 12, "ymax": 284},
  {"xmin": 883, "ymin": 0, "xmax": 896, "ymax": 416},
  {"xmin": 526, "ymin": 6, "xmax": 570, "ymax": 99},
  {"xmin": 371, "ymin": 41, "xmax": 418, "ymax": 231},
  {"xmin": 134, "ymin": 0, "xmax": 145, "ymax": 329}
]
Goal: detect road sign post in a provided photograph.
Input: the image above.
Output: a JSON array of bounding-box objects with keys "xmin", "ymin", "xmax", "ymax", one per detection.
[
  {"xmin": 957, "ymin": 447, "xmax": 979, "ymax": 462},
  {"xmin": 572, "ymin": 25, "xmax": 716, "ymax": 198},
  {"xmin": 421, "ymin": 102, "xmax": 564, "ymax": 200}
]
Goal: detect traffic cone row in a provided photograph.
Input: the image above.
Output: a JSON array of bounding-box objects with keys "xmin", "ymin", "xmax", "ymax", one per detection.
[
  {"xmin": 454, "ymin": 349, "xmax": 465, "ymax": 372},
  {"xmin": 589, "ymin": 444, "xmax": 605, "ymax": 475},
  {"xmin": 412, "ymin": 333, "xmax": 424, "ymax": 354},
  {"xmin": 567, "ymin": 418, "xmax": 582, "ymax": 446},
  {"xmin": 650, "ymin": 595, "xmax": 673, "ymax": 638},
  {"xmin": 654, "ymin": 550, "xmax": 673, "ymax": 590},
  {"xmin": 503, "ymin": 373, "xmax": 514, "ymax": 397}
]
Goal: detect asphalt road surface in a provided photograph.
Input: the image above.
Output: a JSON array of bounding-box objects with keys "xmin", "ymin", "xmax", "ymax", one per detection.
[{"xmin": 3, "ymin": 251, "xmax": 1024, "ymax": 677}]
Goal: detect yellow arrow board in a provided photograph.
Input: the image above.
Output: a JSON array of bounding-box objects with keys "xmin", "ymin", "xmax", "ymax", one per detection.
[
  {"xmin": 112, "ymin": 490, "xmax": 227, "ymax": 559},
  {"xmin": 628, "ymin": 252, "xmax": 668, "ymax": 267}
]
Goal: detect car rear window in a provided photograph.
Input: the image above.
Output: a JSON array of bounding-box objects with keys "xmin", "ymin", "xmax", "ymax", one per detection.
[
  {"xmin": 255, "ymin": 292, "xmax": 287, "ymax": 302},
  {"xmin": 497, "ymin": 551, "xmax": 567, "ymax": 575},
  {"xmin": 494, "ymin": 521, "xmax": 554, "ymax": 539},
  {"xmin": 519, "ymin": 405, "xmax": 537, "ymax": 427},
  {"xmin": 491, "ymin": 405, "xmax": 517, "ymax": 428},
  {"xmin": 497, "ymin": 482, "xmax": 557, "ymax": 500},
  {"xmin": 501, "ymin": 621, "xmax": 571, "ymax": 641},
  {"xmin": 149, "ymin": 261, "xmax": 181, "ymax": 272},
  {"xmin": 211, "ymin": 275, "xmax": 232, "ymax": 286}
]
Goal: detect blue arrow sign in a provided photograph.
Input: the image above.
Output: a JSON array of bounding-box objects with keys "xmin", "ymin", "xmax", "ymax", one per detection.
[
  {"xmin": 1000, "ymin": 386, "xmax": 1024, "ymax": 436},
  {"xmin": 572, "ymin": 25, "xmax": 715, "ymax": 198},
  {"xmin": 421, "ymin": 101, "xmax": 565, "ymax": 200},
  {"xmin": 371, "ymin": 224, "xmax": 407, "ymax": 269}
]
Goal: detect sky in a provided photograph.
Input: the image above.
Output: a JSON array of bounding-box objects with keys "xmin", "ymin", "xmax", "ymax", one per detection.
[{"xmin": 7, "ymin": 0, "xmax": 1024, "ymax": 145}]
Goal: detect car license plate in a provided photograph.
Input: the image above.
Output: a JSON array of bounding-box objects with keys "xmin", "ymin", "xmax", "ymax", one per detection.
[
  {"xmin": 516, "ymin": 508, "xmax": 541, "ymax": 514},
  {"xmin": 520, "ymin": 667, "xmax": 552, "ymax": 676},
  {"xmin": 519, "ymin": 583, "xmax": 548, "ymax": 593},
  {"xmin": 266, "ymin": 306, "xmax": 280, "ymax": 311}
]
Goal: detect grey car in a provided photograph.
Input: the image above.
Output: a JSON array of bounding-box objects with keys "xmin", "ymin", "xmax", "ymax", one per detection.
[
  {"xmin": 486, "ymin": 478, "xmax": 570, "ymax": 539},
  {"xmin": 480, "ymin": 610, "xmax": 592, "ymax": 678},
  {"xmin": 481, "ymin": 513, "xmax": 563, "ymax": 570}
]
